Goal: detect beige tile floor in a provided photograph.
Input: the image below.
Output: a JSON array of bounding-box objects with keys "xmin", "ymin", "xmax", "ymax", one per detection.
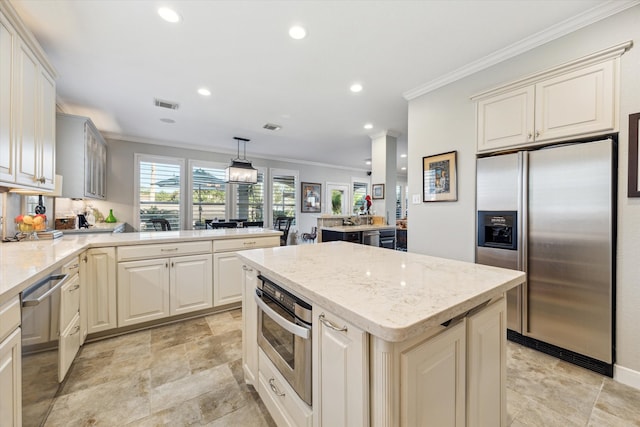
[{"xmin": 43, "ymin": 309, "xmax": 640, "ymax": 426}]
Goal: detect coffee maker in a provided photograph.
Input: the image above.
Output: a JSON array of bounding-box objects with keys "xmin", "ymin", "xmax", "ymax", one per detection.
[{"xmin": 77, "ymin": 214, "xmax": 90, "ymax": 229}]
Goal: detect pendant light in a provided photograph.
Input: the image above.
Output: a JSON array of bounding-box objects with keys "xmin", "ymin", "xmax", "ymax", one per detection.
[{"xmin": 225, "ymin": 137, "xmax": 258, "ymax": 184}]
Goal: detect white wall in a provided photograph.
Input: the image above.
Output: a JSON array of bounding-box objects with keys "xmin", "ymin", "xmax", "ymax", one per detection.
[
  {"xmin": 96, "ymin": 138, "xmax": 370, "ymax": 239},
  {"xmin": 406, "ymin": 5, "xmax": 640, "ymax": 386}
]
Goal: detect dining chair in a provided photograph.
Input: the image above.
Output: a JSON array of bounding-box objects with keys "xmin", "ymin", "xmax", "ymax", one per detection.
[
  {"xmin": 150, "ymin": 218, "xmax": 171, "ymax": 231},
  {"xmin": 274, "ymin": 216, "xmax": 293, "ymax": 246}
]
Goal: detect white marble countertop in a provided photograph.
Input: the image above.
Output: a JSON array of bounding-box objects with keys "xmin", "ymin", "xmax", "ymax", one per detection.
[
  {"xmin": 320, "ymin": 224, "xmax": 397, "ymax": 233},
  {"xmin": 0, "ymin": 228, "xmax": 281, "ymax": 305},
  {"xmin": 238, "ymin": 241, "xmax": 525, "ymax": 343},
  {"xmin": 61, "ymin": 222, "xmax": 125, "ymax": 234}
]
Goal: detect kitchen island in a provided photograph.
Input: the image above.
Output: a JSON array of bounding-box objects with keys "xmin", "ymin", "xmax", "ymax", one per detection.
[{"xmin": 239, "ymin": 241, "xmax": 525, "ymax": 426}]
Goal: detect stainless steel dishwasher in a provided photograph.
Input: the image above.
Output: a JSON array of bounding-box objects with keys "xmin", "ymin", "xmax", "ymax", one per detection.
[
  {"xmin": 21, "ymin": 272, "xmax": 70, "ymax": 427},
  {"xmin": 362, "ymin": 230, "xmax": 380, "ymax": 247}
]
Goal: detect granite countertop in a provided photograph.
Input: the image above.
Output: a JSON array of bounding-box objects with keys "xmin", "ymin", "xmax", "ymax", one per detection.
[
  {"xmin": 238, "ymin": 241, "xmax": 525, "ymax": 343},
  {"xmin": 0, "ymin": 228, "xmax": 281, "ymax": 305},
  {"xmin": 320, "ymin": 224, "xmax": 397, "ymax": 233}
]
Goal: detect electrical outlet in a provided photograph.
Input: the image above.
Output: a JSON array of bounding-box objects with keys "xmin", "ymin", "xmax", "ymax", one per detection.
[{"xmin": 412, "ymin": 194, "xmax": 421, "ymax": 204}]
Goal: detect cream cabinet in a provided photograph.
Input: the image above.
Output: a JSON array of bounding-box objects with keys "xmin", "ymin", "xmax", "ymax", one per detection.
[
  {"xmin": 79, "ymin": 251, "xmax": 88, "ymax": 345},
  {"xmin": 56, "ymin": 113, "xmax": 107, "ymax": 199},
  {"xmin": 85, "ymin": 247, "xmax": 117, "ymax": 334},
  {"xmin": 241, "ymin": 264, "xmax": 259, "ymax": 385},
  {"xmin": 213, "ymin": 236, "xmax": 280, "ymax": 307},
  {"xmin": 0, "ymin": 12, "xmax": 16, "ymax": 183},
  {"xmin": 474, "ymin": 45, "xmax": 627, "ymax": 153},
  {"xmin": 117, "ymin": 242, "xmax": 213, "ymax": 327},
  {"xmin": 313, "ymin": 307, "xmax": 368, "ymax": 427},
  {"xmin": 466, "ymin": 298, "xmax": 507, "ymax": 427},
  {"xmin": 0, "ymin": 297, "xmax": 21, "ymax": 427}
]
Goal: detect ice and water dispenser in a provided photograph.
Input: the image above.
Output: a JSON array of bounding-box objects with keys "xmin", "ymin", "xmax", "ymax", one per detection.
[{"xmin": 477, "ymin": 211, "xmax": 517, "ymax": 250}]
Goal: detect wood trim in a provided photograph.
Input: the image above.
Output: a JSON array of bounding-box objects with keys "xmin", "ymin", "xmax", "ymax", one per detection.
[{"xmin": 629, "ymin": 113, "xmax": 640, "ymax": 197}]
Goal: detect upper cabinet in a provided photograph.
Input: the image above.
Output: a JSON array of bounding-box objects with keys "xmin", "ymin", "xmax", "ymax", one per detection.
[
  {"xmin": 0, "ymin": 1, "xmax": 57, "ymax": 190},
  {"xmin": 473, "ymin": 42, "xmax": 631, "ymax": 154},
  {"xmin": 56, "ymin": 113, "xmax": 107, "ymax": 199}
]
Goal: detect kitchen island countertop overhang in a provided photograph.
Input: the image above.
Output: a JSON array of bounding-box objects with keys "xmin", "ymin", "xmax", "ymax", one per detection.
[
  {"xmin": 238, "ymin": 241, "xmax": 525, "ymax": 343},
  {"xmin": 0, "ymin": 228, "xmax": 282, "ymax": 305}
]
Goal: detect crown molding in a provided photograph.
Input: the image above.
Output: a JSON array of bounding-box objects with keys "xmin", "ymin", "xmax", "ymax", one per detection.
[
  {"xmin": 403, "ymin": 0, "xmax": 640, "ymax": 100},
  {"xmin": 369, "ymin": 130, "xmax": 402, "ymax": 140}
]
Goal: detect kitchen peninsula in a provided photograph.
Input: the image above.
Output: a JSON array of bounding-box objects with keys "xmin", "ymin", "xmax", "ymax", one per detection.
[{"xmin": 239, "ymin": 241, "xmax": 525, "ymax": 426}]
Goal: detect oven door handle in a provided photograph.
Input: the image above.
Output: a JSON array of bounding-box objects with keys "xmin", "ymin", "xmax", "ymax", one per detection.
[{"xmin": 254, "ymin": 292, "xmax": 311, "ymax": 339}]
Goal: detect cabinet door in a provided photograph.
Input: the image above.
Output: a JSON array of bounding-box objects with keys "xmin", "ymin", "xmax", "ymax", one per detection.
[
  {"xmin": 84, "ymin": 123, "xmax": 97, "ymax": 197},
  {"xmin": 314, "ymin": 307, "xmax": 368, "ymax": 427},
  {"xmin": 13, "ymin": 39, "xmax": 39, "ymax": 187},
  {"xmin": 401, "ymin": 320, "xmax": 466, "ymax": 427},
  {"xmin": 0, "ymin": 328, "xmax": 21, "ymax": 427},
  {"xmin": 117, "ymin": 258, "xmax": 170, "ymax": 327},
  {"xmin": 0, "ymin": 14, "xmax": 15, "ymax": 183},
  {"xmin": 79, "ymin": 251, "xmax": 88, "ymax": 345},
  {"xmin": 242, "ymin": 265, "xmax": 258, "ymax": 385},
  {"xmin": 213, "ymin": 252, "xmax": 243, "ymax": 306},
  {"xmin": 58, "ymin": 313, "xmax": 80, "ymax": 383},
  {"xmin": 95, "ymin": 138, "xmax": 106, "ymax": 198},
  {"xmin": 37, "ymin": 67, "xmax": 55, "ymax": 190},
  {"xmin": 60, "ymin": 273, "xmax": 80, "ymax": 331},
  {"xmin": 476, "ymin": 86, "xmax": 535, "ymax": 153},
  {"xmin": 170, "ymin": 254, "xmax": 213, "ymax": 315},
  {"xmin": 467, "ymin": 298, "xmax": 506, "ymax": 427},
  {"xmin": 535, "ymin": 60, "xmax": 615, "ymax": 142},
  {"xmin": 86, "ymin": 247, "xmax": 117, "ymax": 334}
]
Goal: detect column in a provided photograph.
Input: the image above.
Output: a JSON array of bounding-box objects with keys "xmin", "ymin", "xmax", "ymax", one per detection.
[{"xmin": 370, "ymin": 131, "xmax": 398, "ymax": 225}]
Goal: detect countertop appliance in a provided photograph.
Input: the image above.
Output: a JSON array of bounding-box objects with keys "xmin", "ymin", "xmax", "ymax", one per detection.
[
  {"xmin": 476, "ymin": 138, "xmax": 615, "ymax": 376},
  {"xmin": 21, "ymin": 272, "xmax": 71, "ymax": 426},
  {"xmin": 255, "ymin": 274, "xmax": 312, "ymax": 406}
]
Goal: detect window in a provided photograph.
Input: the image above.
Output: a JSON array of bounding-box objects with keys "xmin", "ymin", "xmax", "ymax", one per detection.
[
  {"xmin": 136, "ymin": 154, "xmax": 184, "ymax": 231},
  {"xmin": 234, "ymin": 170, "xmax": 265, "ymax": 222},
  {"xmin": 188, "ymin": 162, "xmax": 227, "ymax": 229},
  {"xmin": 353, "ymin": 181, "xmax": 368, "ymax": 214},
  {"xmin": 271, "ymin": 169, "xmax": 297, "ymax": 226}
]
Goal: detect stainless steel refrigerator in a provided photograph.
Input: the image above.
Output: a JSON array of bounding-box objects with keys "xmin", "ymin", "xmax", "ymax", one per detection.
[{"xmin": 476, "ymin": 139, "xmax": 615, "ymax": 375}]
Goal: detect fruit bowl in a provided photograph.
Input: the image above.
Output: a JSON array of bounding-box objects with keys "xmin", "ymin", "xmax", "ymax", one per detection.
[{"xmin": 15, "ymin": 214, "xmax": 47, "ymax": 233}]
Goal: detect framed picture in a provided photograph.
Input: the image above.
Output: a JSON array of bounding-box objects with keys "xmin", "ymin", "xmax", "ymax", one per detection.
[
  {"xmin": 301, "ymin": 182, "xmax": 322, "ymax": 213},
  {"xmin": 372, "ymin": 184, "xmax": 385, "ymax": 199},
  {"xmin": 423, "ymin": 150, "xmax": 458, "ymax": 202},
  {"xmin": 629, "ymin": 113, "xmax": 640, "ymax": 197}
]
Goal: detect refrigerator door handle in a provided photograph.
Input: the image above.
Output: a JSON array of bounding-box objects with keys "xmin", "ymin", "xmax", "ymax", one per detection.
[{"xmin": 520, "ymin": 151, "xmax": 529, "ymax": 334}]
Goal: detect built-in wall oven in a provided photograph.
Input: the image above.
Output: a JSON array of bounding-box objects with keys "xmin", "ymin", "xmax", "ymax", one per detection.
[{"xmin": 254, "ymin": 275, "xmax": 312, "ymax": 406}]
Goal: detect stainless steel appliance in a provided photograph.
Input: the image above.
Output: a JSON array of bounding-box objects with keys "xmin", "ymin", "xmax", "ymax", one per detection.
[
  {"xmin": 379, "ymin": 228, "xmax": 396, "ymax": 249},
  {"xmin": 255, "ymin": 275, "xmax": 313, "ymax": 405},
  {"xmin": 361, "ymin": 230, "xmax": 380, "ymax": 247},
  {"xmin": 476, "ymin": 138, "xmax": 615, "ymax": 376},
  {"xmin": 21, "ymin": 272, "xmax": 71, "ymax": 426}
]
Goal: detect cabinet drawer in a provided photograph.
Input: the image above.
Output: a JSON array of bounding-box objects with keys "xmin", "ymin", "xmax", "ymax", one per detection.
[
  {"xmin": 61, "ymin": 256, "xmax": 80, "ymax": 276},
  {"xmin": 60, "ymin": 273, "xmax": 80, "ymax": 330},
  {"xmin": 117, "ymin": 241, "xmax": 212, "ymax": 261},
  {"xmin": 213, "ymin": 236, "xmax": 280, "ymax": 252},
  {"xmin": 258, "ymin": 349, "xmax": 312, "ymax": 427},
  {"xmin": 59, "ymin": 313, "xmax": 81, "ymax": 382},
  {"xmin": 0, "ymin": 297, "xmax": 20, "ymax": 342}
]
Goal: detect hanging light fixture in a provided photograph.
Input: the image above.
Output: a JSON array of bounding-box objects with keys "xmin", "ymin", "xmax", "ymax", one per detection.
[{"xmin": 225, "ymin": 137, "xmax": 258, "ymax": 184}]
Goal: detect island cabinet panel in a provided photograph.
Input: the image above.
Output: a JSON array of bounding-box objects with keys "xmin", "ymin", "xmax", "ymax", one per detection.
[
  {"xmin": 85, "ymin": 247, "xmax": 117, "ymax": 334},
  {"xmin": 241, "ymin": 265, "xmax": 259, "ymax": 385},
  {"xmin": 117, "ymin": 258, "xmax": 170, "ymax": 327},
  {"xmin": 0, "ymin": 328, "xmax": 21, "ymax": 427},
  {"xmin": 313, "ymin": 307, "xmax": 369, "ymax": 427},
  {"xmin": 400, "ymin": 321, "xmax": 466, "ymax": 427},
  {"xmin": 466, "ymin": 298, "xmax": 507, "ymax": 427}
]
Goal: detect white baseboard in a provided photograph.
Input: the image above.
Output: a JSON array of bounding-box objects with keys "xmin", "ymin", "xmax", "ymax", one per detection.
[{"xmin": 614, "ymin": 364, "xmax": 640, "ymax": 390}]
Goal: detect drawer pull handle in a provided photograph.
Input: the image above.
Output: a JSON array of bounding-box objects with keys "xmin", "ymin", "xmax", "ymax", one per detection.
[
  {"xmin": 70, "ymin": 325, "xmax": 81, "ymax": 335},
  {"xmin": 69, "ymin": 284, "xmax": 80, "ymax": 292},
  {"xmin": 161, "ymin": 248, "xmax": 179, "ymax": 252},
  {"xmin": 69, "ymin": 263, "xmax": 79, "ymax": 269},
  {"xmin": 242, "ymin": 265, "xmax": 253, "ymax": 272},
  {"xmin": 319, "ymin": 313, "xmax": 348, "ymax": 332},
  {"xmin": 268, "ymin": 378, "xmax": 285, "ymax": 397},
  {"xmin": 243, "ymin": 241, "xmax": 256, "ymax": 246}
]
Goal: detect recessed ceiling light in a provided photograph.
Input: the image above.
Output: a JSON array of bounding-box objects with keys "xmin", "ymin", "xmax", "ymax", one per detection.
[
  {"xmin": 400, "ymin": 153, "xmax": 407, "ymax": 158},
  {"xmin": 158, "ymin": 7, "xmax": 181, "ymax": 23},
  {"xmin": 365, "ymin": 159, "xmax": 372, "ymax": 165},
  {"xmin": 364, "ymin": 123, "xmax": 373, "ymax": 130},
  {"xmin": 160, "ymin": 118, "xmax": 176, "ymax": 124},
  {"xmin": 289, "ymin": 26, "xmax": 306, "ymax": 40},
  {"xmin": 350, "ymin": 83, "xmax": 363, "ymax": 93},
  {"xmin": 197, "ymin": 88, "xmax": 211, "ymax": 96},
  {"xmin": 401, "ymin": 167, "xmax": 407, "ymax": 171}
]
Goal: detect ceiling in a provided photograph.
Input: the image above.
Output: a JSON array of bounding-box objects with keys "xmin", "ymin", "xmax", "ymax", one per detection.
[{"xmin": 10, "ymin": 0, "xmax": 631, "ymax": 175}]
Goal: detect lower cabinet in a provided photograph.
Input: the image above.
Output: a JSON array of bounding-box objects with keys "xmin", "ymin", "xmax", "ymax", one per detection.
[
  {"xmin": 85, "ymin": 247, "xmax": 117, "ymax": 334},
  {"xmin": 58, "ymin": 313, "xmax": 81, "ymax": 383},
  {"xmin": 0, "ymin": 296, "xmax": 21, "ymax": 427},
  {"xmin": 117, "ymin": 253, "xmax": 213, "ymax": 327},
  {"xmin": 313, "ymin": 306, "xmax": 369, "ymax": 427},
  {"xmin": 242, "ymin": 264, "xmax": 259, "ymax": 385}
]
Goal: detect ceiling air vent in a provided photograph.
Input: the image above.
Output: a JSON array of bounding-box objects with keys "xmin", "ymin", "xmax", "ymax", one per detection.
[
  {"xmin": 154, "ymin": 98, "xmax": 180, "ymax": 110},
  {"xmin": 263, "ymin": 123, "xmax": 281, "ymax": 131}
]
